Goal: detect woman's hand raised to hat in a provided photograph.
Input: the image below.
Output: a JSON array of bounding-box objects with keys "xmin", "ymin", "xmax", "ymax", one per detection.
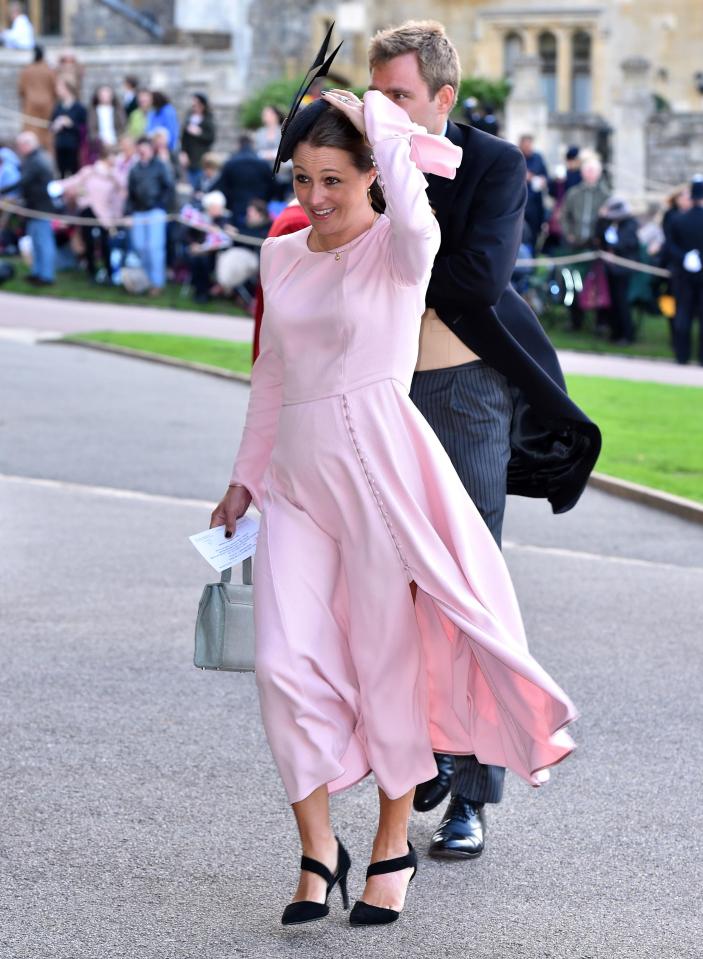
[{"xmin": 321, "ymin": 89, "xmax": 366, "ymax": 138}]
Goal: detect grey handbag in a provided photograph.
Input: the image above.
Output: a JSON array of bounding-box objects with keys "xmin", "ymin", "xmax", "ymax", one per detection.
[{"xmin": 193, "ymin": 557, "xmax": 255, "ymax": 671}]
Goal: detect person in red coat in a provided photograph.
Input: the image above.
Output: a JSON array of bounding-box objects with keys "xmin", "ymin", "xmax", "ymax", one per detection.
[{"xmin": 252, "ymin": 199, "xmax": 310, "ymax": 362}]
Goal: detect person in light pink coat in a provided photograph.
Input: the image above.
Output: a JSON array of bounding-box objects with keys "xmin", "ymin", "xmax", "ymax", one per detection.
[
  {"xmin": 210, "ymin": 90, "xmax": 577, "ymax": 928},
  {"xmin": 61, "ymin": 145, "xmax": 126, "ymax": 280}
]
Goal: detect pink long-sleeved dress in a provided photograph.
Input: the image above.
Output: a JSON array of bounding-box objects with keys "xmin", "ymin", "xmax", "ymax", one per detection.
[{"xmin": 231, "ymin": 92, "xmax": 577, "ymax": 804}]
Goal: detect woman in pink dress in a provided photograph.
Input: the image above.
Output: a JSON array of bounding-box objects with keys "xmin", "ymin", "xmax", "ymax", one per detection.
[{"xmin": 210, "ymin": 89, "xmax": 577, "ymax": 928}]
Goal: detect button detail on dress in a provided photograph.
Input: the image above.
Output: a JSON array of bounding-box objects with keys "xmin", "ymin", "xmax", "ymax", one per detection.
[{"xmin": 341, "ymin": 393, "xmax": 412, "ymax": 577}]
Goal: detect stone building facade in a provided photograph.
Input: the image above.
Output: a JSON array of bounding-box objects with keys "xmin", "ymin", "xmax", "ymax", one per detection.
[
  {"xmin": 3, "ymin": 0, "xmax": 702, "ymax": 112},
  {"xmin": 647, "ymin": 113, "xmax": 703, "ymax": 187},
  {"xmin": 0, "ymin": 0, "xmax": 251, "ymax": 150},
  {"xmin": 1, "ymin": 0, "xmax": 701, "ymax": 191}
]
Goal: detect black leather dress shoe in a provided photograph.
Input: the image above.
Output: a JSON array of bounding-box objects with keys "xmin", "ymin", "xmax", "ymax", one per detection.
[
  {"xmin": 413, "ymin": 753, "xmax": 455, "ymax": 812},
  {"xmin": 428, "ymin": 795, "xmax": 486, "ymax": 860}
]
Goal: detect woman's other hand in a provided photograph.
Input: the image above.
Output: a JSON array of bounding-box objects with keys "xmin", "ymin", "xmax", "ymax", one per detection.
[{"xmin": 210, "ymin": 484, "xmax": 252, "ymax": 538}]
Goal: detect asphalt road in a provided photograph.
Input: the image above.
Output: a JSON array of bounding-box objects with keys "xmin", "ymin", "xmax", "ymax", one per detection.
[{"xmin": 1, "ymin": 339, "xmax": 702, "ymax": 959}]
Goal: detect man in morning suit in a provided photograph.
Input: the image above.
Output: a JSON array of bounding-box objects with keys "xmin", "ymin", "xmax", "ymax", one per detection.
[{"xmin": 369, "ymin": 21, "xmax": 601, "ymax": 861}]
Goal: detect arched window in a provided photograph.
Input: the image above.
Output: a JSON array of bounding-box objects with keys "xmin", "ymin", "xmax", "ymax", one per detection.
[
  {"xmin": 538, "ymin": 31, "xmax": 557, "ymax": 112},
  {"xmin": 503, "ymin": 31, "xmax": 523, "ymax": 78},
  {"xmin": 572, "ymin": 31, "xmax": 592, "ymax": 112}
]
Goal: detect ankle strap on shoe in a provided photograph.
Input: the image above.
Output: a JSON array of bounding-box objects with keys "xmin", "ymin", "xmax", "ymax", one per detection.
[
  {"xmin": 366, "ymin": 842, "xmax": 417, "ymax": 879},
  {"xmin": 300, "ymin": 855, "xmax": 334, "ymax": 885}
]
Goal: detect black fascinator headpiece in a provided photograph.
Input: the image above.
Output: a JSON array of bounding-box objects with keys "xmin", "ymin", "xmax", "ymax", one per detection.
[{"xmin": 272, "ymin": 23, "xmax": 343, "ymax": 174}]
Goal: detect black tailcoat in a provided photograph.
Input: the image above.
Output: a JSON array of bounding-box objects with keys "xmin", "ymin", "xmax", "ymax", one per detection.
[
  {"xmin": 425, "ymin": 121, "xmax": 602, "ymax": 513},
  {"xmin": 669, "ymin": 205, "xmax": 703, "ymax": 276}
]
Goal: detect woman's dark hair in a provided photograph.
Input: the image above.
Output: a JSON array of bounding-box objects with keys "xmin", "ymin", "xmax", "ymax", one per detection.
[
  {"xmin": 97, "ymin": 142, "xmax": 119, "ymax": 160},
  {"xmin": 295, "ymin": 105, "xmax": 385, "ymax": 213},
  {"xmin": 60, "ymin": 78, "xmax": 77, "ymax": 100},
  {"xmin": 91, "ymin": 85, "xmax": 117, "ymax": 109},
  {"xmin": 151, "ymin": 91, "xmax": 169, "ymax": 110}
]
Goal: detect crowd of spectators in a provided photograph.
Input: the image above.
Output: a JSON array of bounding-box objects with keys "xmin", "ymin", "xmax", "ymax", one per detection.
[
  {"xmin": 2, "ymin": 16, "xmax": 701, "ymax": 363},
  {"xmin": 0, "ymin": 11, "xmax": 290, "ymax": 306},
  {"xmin": 501, "ymin": 123, "xmax": 703, "ymax": 360}
]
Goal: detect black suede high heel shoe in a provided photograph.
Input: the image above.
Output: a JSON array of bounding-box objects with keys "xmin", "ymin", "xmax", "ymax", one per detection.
[
  {"xmin": 349, "ymin": 842, "xmax": 417, "ymax": 926},
  {"xmin": 281, "ymin": 837, "xmax": 351, "ymax": 926}
]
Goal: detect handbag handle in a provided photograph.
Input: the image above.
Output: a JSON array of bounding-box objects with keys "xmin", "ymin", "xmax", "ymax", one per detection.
[{"xmin": 220, "ymin": 555, "xmax": 253, "ymax": 586}]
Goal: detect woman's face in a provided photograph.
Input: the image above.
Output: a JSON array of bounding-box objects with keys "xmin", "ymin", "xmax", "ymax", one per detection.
[
  {"xmin": 292, "ymin": 143, "xmax": 375, "ymax": 237},
  {"xmin": 676, "ymin": 191, "xmax": 692, "ymax": 212},
  {"xmin": 97, "ymin": 86, "xmax": 113, "ymax": 105},
  {"xmin": 261, "ymin": 106, "xmax": 278, "ymax": 126},
  {"xmin": 191, "ymin": 96, "xmax": 204, "ymax": 114},
  {"xmin": 138, "ymin": 90, "xmax": 152, "ymax": 111},
  {"xmin": 119, "ymin": 136, "xmax": 135, "ymax": 156}
]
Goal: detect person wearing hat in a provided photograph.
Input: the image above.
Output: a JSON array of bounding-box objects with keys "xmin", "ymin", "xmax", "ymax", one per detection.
[
  {"xmin": 180, "ymin": 93, "xmax": 216, "ymax": 192},
  {"xmin": 564, "ymin": 145, "xmax": 582, "ymax": 187},
  {"xmin": 560, "ymin": 154, "xmax": 611, "ymax": 330},
  {"xmin": 595, "ymin": 196, "xmax": 641, "ymax": 344},
  {"xmin": 669, "ymin": 176, "xmax": 703, "ymax": 364},
  {"xmin": 211, "ymin": 52, "xmax": 578, "ymax": 923},
  {"xmin": 546, "ymin": 145, "xmax": 582, "ymax": 251}
]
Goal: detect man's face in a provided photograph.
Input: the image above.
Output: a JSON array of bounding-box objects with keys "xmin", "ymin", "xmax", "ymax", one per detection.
[
  {"xmin": 519, "ymin": 137, "xmax": 533, "ymax": 157},
  {"xmin": 369, "ymin": 52, "xmax": 447, "ymax": 135},
  {"xmin": 581, "ymin": 161, "xmax": 601, "ymax": 185},
  {"xmin": 16, "ymin": 136, "xmax": 33, "ymax": 157}
]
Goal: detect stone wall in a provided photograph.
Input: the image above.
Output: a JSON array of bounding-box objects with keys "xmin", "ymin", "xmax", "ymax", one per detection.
[
  {"xmin": 246, "ymin": 0, "xmax": 363, "ymax": 89},
  {"xmin": 247, "ymin": 0, "xmax": 322, "ymax": 89},
  {"xmin": 0, "ymin": 46, "xmax": 241, "ymax": 155},
  {"xmin": 69, "ymin": 0, "xmax": 176, "ymax": 45},
  {"xmin": 646, "ymin": 114, "xmax": 703, "ymax": 187},
  {"xmin": 545, "ymin": 112, "xmax": 611, "ymax": 168}
]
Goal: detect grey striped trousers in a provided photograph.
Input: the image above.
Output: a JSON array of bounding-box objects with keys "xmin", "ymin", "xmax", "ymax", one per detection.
[{"xmin": 410, "ymin": 360, "xmax": 513, "ymax": 804}]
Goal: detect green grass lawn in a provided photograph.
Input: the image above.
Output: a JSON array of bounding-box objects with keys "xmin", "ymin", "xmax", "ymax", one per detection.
[
  {"xmin": 1, "ymin": 256, "xmax": 681, "ymax": 359},
  {"xmin": 566, "ymin": 374, "xmax": 703, "ymax": 503},
  {"xmin": 2, "ymin": 261, "xmax": 248, "ymax": 316},
  {"xmin": 68, "ymin": 331, "xmax": 253, "ymax": 375},
  {"xmin": 541, "ymin": 306, "xmax": 675, "ymax": 360},
  {"xmin": 66, "ymin": 330, "xmax": 703, "ymax": 504}
]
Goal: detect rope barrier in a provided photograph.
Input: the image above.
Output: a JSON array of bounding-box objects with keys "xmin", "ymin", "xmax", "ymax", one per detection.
[
  {"xmin": 515, "ymin": 249, "xmax": 671, "ymax": 277},
  {"xmin": 599, "ymin": 250, "xmax": 671, "ymax": 278},
  {"xmin": 0, "ymin": 197, "xmax": 266, "ymax": 247},
  {"xmin": 515, "ymin": 251, "xmax": 599, "ymax": 268},
  {"xmin": 0, "ymin": 197, "xmax": 674, "ymax": 274},
  {"xmin": 0, "ymin": 104, "xmax": 53, "ymax": 129}
]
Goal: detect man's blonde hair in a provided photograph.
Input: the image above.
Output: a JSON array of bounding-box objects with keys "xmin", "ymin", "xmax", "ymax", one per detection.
[{"xmin": 368, "ymin": 20, "xmax": 461, "ymax": 107}]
